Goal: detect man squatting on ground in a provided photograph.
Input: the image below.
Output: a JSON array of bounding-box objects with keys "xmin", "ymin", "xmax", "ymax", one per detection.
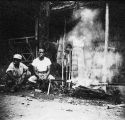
[
  {"xmin": 28, "ymin": 48, "xmax": 55, "ymax": 92},
  {"xmin": 4, "ymin": 54, "xmax": 31, "ymax": 92}
]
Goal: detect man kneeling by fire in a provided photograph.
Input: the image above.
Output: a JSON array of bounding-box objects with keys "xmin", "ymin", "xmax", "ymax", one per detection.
[
  {"xmin": 3, "ymin": 54, "xmax": 31, "ymax": 92},
  {"xmin": 28, "ymin": 48, "xmax": 55, "ymax": 93}
]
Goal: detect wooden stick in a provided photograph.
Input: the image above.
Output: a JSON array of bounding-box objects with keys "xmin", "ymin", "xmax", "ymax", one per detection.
[{"xmin": 47, "ymin": 79, "xmax": 51, "ymax": 95}]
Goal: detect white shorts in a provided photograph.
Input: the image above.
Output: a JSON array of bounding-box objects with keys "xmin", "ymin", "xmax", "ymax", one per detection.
[{"xmin": 28, "ymin": 75, "xmax": 55, "ymax": 83}]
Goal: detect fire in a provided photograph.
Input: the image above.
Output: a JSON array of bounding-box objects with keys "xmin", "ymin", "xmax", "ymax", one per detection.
[{"xmin": 57, "ymin": 7, "xmax": 123, "ymax": 87}]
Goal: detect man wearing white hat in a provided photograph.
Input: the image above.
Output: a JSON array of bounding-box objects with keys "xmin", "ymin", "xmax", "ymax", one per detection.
[{"xmin": 4, "ymin": 54, "xmax": 31, "ymax": 92}]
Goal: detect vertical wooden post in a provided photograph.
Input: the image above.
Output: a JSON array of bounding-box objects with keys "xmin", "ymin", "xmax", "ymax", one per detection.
[
  {"xmin": 103, "ymin": 3, "xmax": 109, "ymax": 83},
  {"xmin": 68, "ymin": 50, "xmax": 72, "ymax": 80},
  {"xmin": 62, "ymin": 37, "xmax": 65, "ymax": 86},
  {"xmin": 62, "ymin": 37, "xmax": 64, "ymax": 84},
  {"xmin": 35, "ymin": 17, "xmax": 39, "ymax": 57},
  {"xmin": 105, "ymin": 3, "xmax": 109, "ymax": 58},
  {"xmin": 62, "ymin": 18, "xmax": 66, "ymax": 86},
  {"xmin": 38, "ymin": 2, "xmax": 50, "ymax": 48},
  {"xmin": 46, "ymin": 1, "xmax": 50, "ymax": 42}
]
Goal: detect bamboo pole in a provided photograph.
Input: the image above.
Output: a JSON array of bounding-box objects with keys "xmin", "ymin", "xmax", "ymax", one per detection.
[
  {"xmin": 103, "ymin": 3, "xmax": 109, "ymax": 83},
  {"xmin": 61, "ymin": 38, "xmax": 64, "ymax": 86},
  {"xmin": 68, "ymin": 51, "xmax": 71, "ymax": 80},
  {"xmin": 66, "ymin": 64, "xmax": 68, "ymax": 81},
  {"xmin": 62, "ymin": 18, "xmax": 66, "ymax": 86}
]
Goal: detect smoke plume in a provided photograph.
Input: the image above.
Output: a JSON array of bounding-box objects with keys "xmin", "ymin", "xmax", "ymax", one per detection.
[{"xmin": 57, "ymin": 7, "xmax": 123, "ymax": 88}]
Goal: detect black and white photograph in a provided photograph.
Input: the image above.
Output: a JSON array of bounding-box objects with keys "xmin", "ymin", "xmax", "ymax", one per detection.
[{"xmin": 0, "ymin": 0, "xmax": 125, "ymax": 120}]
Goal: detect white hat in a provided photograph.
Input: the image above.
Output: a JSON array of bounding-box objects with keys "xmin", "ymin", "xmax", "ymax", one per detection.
[{"xmin": 13, "ymin": 54, "xmax": 22, "ymax": 60}]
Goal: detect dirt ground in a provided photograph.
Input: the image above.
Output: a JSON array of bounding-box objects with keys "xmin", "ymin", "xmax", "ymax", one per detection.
[{"xmin": 0, "ymin": 90, "xmax": 125, "ymax": 120}]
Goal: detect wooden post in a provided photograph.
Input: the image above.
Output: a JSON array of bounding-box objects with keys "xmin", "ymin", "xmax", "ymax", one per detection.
[
  {"xmin": 62, "ymin": 18, "xmax": 66, "ymax": 86},
  {"xmin": 62, "ymin": 38, "xmax": 64, "ymax": 84},
  {"xmin": 35, "ymin": 17, "xmax": 39, "ymax": 57},
  {"xmin": 38, "ymin": 2, "xmax": 50, "ymax": 48},
  {"xmin": 62, "ymin": 37, "xmax": 65, "ymax": 86},
  {"xmin": 46, "ymin": 1, "xmax": 50, "ymax": 42},
  {"xmin": 103, "ymin": 3, "xmax": 109, "ymax": 84}
]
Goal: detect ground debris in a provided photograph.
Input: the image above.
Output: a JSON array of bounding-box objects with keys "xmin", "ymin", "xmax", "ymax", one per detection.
[
  {"xmin": 66, "ymin": 109, "xmax": 73, "ymax": 112},
  {"xmin": 68, "ymin": 85, "xmax": 110, "ymax": 100},
  {"xmin": 107, "ymin": 104, "xmax": 125, "ymax": 109}
]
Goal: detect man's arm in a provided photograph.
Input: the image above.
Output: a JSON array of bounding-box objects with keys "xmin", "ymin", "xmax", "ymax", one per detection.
[
  {"xmin": 32, "ymin": 66, "xmax": 39, "ymax": 78},
  {"xmin": 6, "ymin": 63, "xmax": 17, "ymax": 81},
  {"xmin": 22, "ymin": 63, "xmax": 31, "ymax": 76},
  {"xmin": 6, "ymin": 71, "xmax": 16, "ymax": 81},
  {"xmin": 45, "ymin": 65, "xmax": 51, "ymax": 79},
  {"xmin": 30, "ymin": 59, "xmax": 39, "ymax": 78},
  {"xmin": 45, "ymin": 58, "xmax": 52, "ymax": 79}
]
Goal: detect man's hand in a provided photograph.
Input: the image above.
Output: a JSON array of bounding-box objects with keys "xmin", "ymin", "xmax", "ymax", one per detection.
[{"xmin": 38, "ymin": 73, "xmax": 47, "ymax": 80}]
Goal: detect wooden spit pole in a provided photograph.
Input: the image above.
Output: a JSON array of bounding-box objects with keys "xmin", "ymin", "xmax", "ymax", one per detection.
[{"xmin": 103, "ymin": 2, "xmax": 109, "ymax": 83}]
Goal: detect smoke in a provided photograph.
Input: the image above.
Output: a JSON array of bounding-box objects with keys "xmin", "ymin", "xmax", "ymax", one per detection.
[
  {"xmin": 73, "ymin": 8, "xmax": 99, "ymax": 22},
  {"xmin": 68, "ymin": 8, "xmax": 104, "ymax": 48},
  {"xmin": 57, "ymin": 7, "xmax": 123, "ymax": 87}
]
